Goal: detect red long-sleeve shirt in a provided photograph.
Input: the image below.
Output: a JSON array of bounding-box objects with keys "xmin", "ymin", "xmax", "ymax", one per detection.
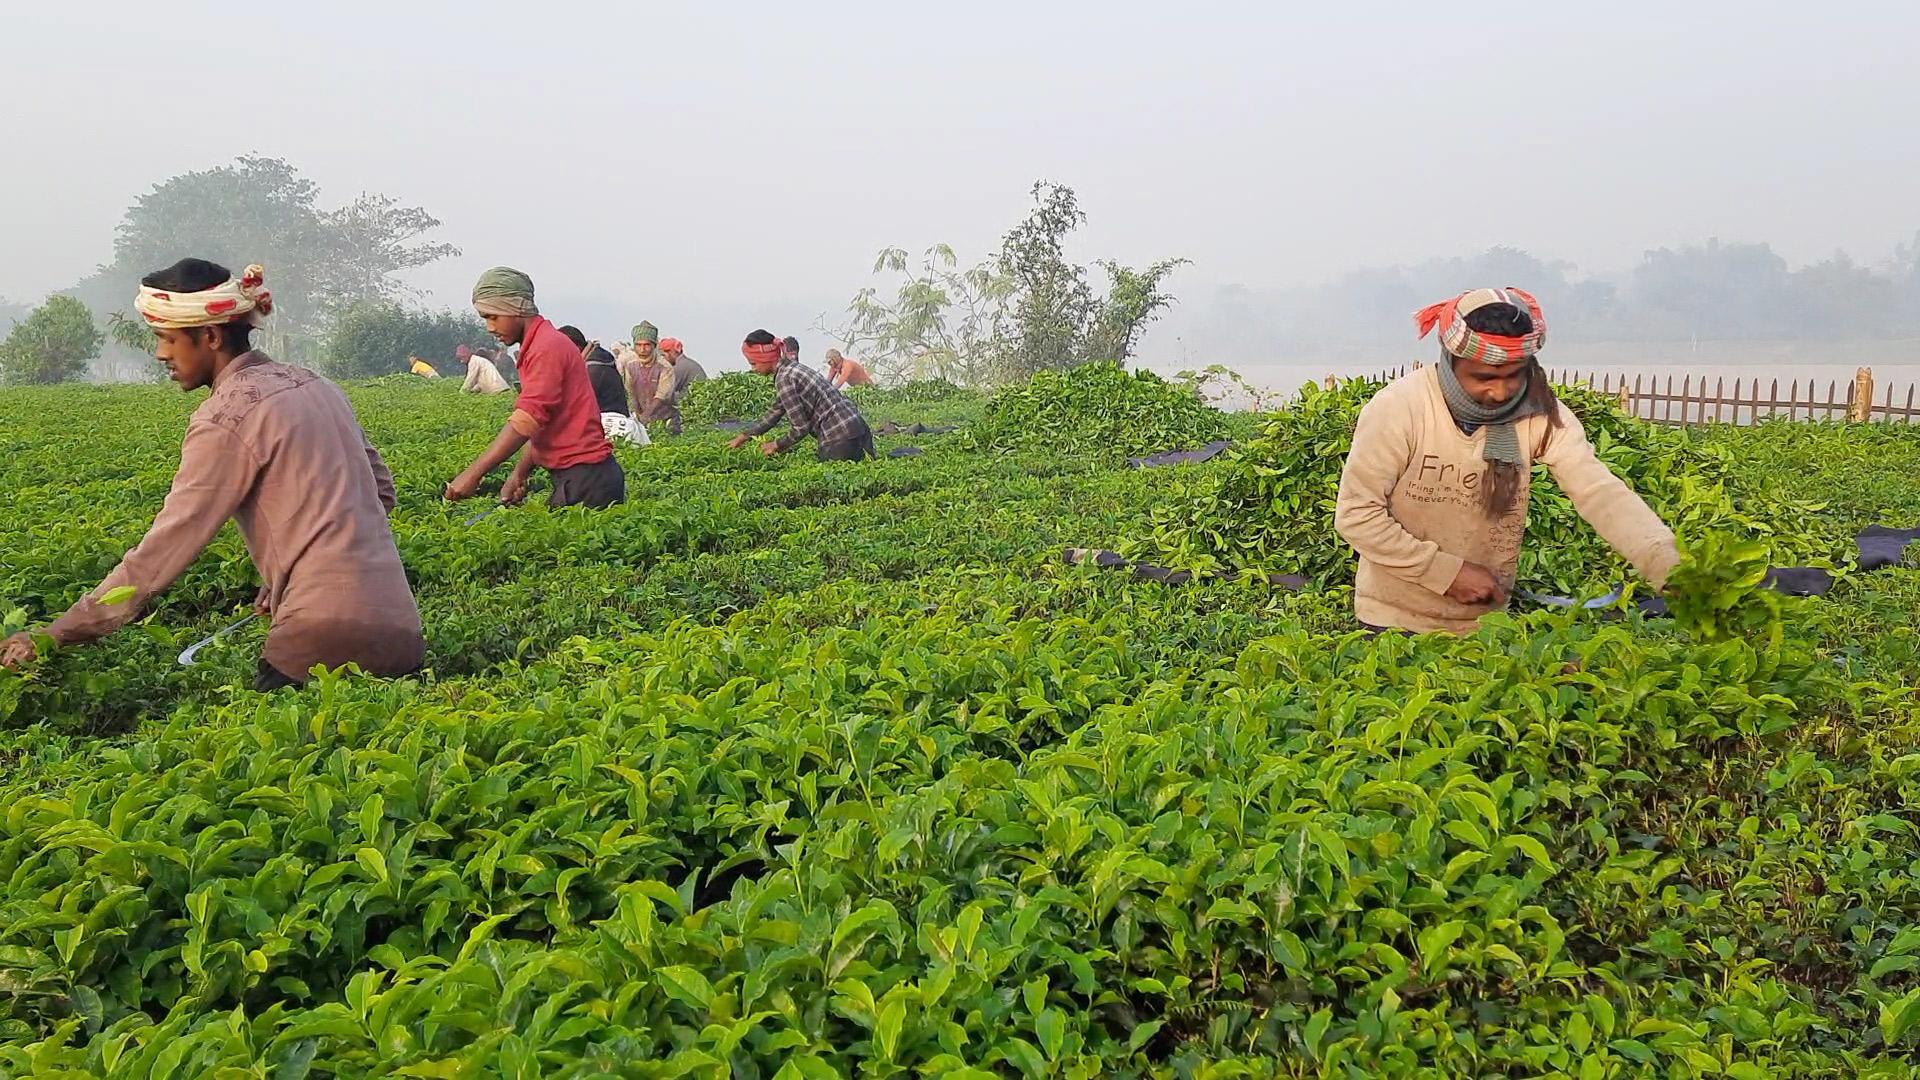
[{"xmin": 508, "ymin": 316, "xmax": 613, "ymax": 469}]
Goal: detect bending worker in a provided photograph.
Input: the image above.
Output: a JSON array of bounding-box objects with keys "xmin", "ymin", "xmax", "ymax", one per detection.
[
  {"xmin": 0, "ymin": 259, "xmax": 426, "ymax": 689},
  {"xmin": 445, "ymin": 267, "xmax": 625, "ymax": 510},
  {"xmin": 649, "ymin": 337, "xmax": 706, "ymax": 434},
  {"xmin": 729, "ymin": 329, "xmax": 876, "ymax": 461},
  {"xmin": 557, "ymin": 324, "xmax": 631, "ymax": 416},
  {"xmin": 458, "ymin": 344, "xmax": 511, "ymax": 394},
  {"xmin": 826, "ymin": 348, "xmax": 873, "ymax": 388},
  {"xmin": 1334, "ymin": 287, "xmax": 1679, "ymax": 634}
]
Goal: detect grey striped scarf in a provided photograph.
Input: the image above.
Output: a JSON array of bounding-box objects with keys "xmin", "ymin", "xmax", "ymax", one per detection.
[{"xmin": 1436, "ymin": 359, "xmax": 1545, "ymax": 467}]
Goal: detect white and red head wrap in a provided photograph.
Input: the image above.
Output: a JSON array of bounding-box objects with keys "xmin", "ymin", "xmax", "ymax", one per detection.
[
  {"xmin": 135, "ymin": 264, "xmax": 274, "ymax": 329},
  {"xmin": 1413, "ymin": 286, "xmax": 1546, "ymax": 366}
]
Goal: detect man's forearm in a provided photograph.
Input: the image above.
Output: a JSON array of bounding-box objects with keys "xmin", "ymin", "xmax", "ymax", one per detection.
[
  {"xmin": 464, "ymin": 425, "xmax": 532, "ymax": 478},
  {"xmin": 741, "ymin": 407, "xmax": 785, "ymax": 438}
]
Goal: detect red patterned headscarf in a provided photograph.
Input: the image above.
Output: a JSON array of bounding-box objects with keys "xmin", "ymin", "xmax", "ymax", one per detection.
[
  {"xmin": 135, "ymin": 264, "xmax": 274, "ymax": 329},
  {"xmin": 1414, "ymin": 287, "xmax": 1546, "ymax": 365},
  {"xmin": 742, "ymin": 330, "xmax": 783, "ymax": 365}
]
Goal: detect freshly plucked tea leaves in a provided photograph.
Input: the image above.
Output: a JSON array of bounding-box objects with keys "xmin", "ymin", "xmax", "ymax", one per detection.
[
  {"xmin": 966, "ymin": 361, "xmax": 1229, "ymax": 460},
  {"xmin": 679, "ymin": 371, "xmax": 779, "ymax": 424}
]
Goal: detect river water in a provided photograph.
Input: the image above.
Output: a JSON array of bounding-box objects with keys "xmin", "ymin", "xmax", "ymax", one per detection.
[{"xmin": 1146, "ymin": 346, "xmax": 1920, "ymax": 422}]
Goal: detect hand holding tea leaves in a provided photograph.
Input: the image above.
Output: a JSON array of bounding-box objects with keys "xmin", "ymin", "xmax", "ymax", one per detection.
[
  {"xmin": 0, "ymin": 632, "xmax": 34, "ymax": 669},
  {"xmin": 1664, "ymin": 528, "xmax": 1783, "ymax": 645},
  {"xmin": 443, "ymin": 471, "xmax": 482, "ymax": 501}
]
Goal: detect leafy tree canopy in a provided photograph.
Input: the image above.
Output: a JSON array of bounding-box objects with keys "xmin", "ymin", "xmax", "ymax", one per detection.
[
  {"xmin": 0, "ymin": 295, "xmax": 102, "ymax": 385},
  {"xmin": 72, "ymin": 155, "xmax": 458, "ymax": 364}
]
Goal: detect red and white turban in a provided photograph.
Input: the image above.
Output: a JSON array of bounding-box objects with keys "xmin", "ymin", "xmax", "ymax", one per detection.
[
  {"xmin": 135, "ymin": 264, "xmax": 274, "ymax": 329},
  {"xmin": 1414, "ymin": 286, "xmax": 1546, "ymax": 366}
]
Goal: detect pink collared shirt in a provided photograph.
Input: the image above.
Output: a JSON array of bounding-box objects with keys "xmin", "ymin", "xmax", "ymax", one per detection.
[{"xmin": 49, "ymin": 353, "xmax": 426, "ymax": 678}]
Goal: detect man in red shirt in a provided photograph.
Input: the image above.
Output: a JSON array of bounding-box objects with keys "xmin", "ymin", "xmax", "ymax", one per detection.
[{"xmin": 444, "ymin": 267, "xmax": 625, "ymax": 509}]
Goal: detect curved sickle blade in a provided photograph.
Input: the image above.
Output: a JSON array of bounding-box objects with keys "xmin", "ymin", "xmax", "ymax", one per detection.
[
  {"xmin": 464, "ymin": 507, "xmax": 498, "ymax": 526},
  {"xmin": 1520, "ymin": 583, "xmax": 1626, "ymax": 610},
  {"xmin": 1577, "ymin": 583, "xmax": 1627, "ymax": 609},
  {"xmin": 178, "ymin": 613, "xmax": 257, "ymax": 667}
]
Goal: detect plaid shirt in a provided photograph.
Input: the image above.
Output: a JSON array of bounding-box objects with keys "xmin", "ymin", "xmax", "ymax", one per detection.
[{"xmin": 743, "ymin": 359, "xmax": 868, "ymax": 451}]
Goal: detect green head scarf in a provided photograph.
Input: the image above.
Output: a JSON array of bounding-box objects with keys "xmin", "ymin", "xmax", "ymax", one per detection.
[
  {"xmin": 472, "ymin": 267, "xmax": 538, "ymax": 317},
  {"xmin": 631, "ymin": 321, "xmax": 659, "ymax": 345}
]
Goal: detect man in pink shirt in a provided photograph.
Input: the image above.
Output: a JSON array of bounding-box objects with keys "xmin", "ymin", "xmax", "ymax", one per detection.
[
  {"xmin": 444, "ymin": 267, "xmax": 624, "ymax": 509},
  {"xmin": 0, "ymin": 258, "xmax": 426, "ymax": 690}
]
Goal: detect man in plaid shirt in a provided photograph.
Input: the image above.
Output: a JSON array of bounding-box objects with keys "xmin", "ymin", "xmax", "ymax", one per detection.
[{"xmin": 729, "ymin": 330, "xmax": 876, "ymax": 461}]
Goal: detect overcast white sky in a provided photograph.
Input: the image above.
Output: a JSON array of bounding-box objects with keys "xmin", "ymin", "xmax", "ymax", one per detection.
[{"xmin": 6, "ymin": 0, "xmax": 1919, "ymax": 358}]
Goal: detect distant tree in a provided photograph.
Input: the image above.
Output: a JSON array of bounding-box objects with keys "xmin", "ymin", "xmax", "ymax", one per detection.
[
  {"xmin": 832, "ymin": 181, "xmax": 1186, "ymax": 387},
  {"xmin": 1084, "ymin": 257, "xmax": 1190, "ymax": 363},
  {"xmin": 1128, "ymin": 234, "xmax": 1920, "ymax": 366},
  {"xmin": 1892, "ymin": 231, "xmax": 1920, "ymax": 331},
  {"xmin": 1627, "ymin": 239, "xmax": 1797, "ymax": 340},
  {"xmin": 324, "ymin": 302, "xmax": 491, "ymax": 380},
  {"xmin": 0, "ymin": 296, "xmax": 103, "ymax": 385},
  {"xmin": 307, "ymin": 192, "xmax": 462, "ymax": 316},
  {"xmin": 96, "ymin": 312, "xmax": 165, "ymax": 383},
  {"xmin": 105, "ymin": 311, "xmax": 158, "ymax": 355},
  {"xmin": 825, "ymin": 245, "xmax": 1009, "ymax": 385},
  {"xmin": 74, "ymin": 155, "xmax": 458, "ymax": 363},
  {"xmin": 1792, "ymin": 250, "xmax": 1901, "ymax": 338},
  {"xmin": 995, "ymin": 181, "xmax": 1095, "ymax": 378}
]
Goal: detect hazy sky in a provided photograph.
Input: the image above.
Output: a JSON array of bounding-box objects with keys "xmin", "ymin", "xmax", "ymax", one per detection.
[{"xmin": 7, "ymin": 1, "xmax": 1920, "ymax": 360}]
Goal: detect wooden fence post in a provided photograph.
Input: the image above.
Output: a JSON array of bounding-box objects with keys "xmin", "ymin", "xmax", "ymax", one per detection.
[
  {"xmin": 1852, "ymin": 367, "xmax": 1874, "ymax": 422},
  {"xmin": 1616, "ymin": 382, "xmax": 1631, "ymax": 412}
]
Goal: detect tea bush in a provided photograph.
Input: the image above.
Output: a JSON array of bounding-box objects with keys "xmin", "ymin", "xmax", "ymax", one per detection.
[
  {"xmin": 1, "ymin": 377, "xmax": 1917, "ymax": 1076},
  {"xmin": 846, "ymin": 378, "xmax": 972, "ymax": 409},
  {"xmin": 679, "ymin": 371, "xmax": 778, "ymax": 424},
  {"xmin": 1129, "ymin": 375, "xmax": 1843, "ymax": 594},
  {"xmin": 966, "ymin": 362, "xmax": 1229, "ymax": 460}
]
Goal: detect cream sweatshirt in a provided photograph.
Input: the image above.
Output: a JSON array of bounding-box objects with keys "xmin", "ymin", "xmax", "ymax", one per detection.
[{"xmin": 1334, "ymin": 367, "xmax": 1681, "ymax": 634}]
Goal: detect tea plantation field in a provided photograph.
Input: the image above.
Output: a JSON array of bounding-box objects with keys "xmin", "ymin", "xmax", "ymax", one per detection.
[{"xmin": 3, "ymin": 373, "xmax": 1919, "ymax": 1077}]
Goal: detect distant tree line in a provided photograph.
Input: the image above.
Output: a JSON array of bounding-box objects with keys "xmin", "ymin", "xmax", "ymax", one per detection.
[
  {"xmin": 10, "ymin": 156, "xmax": 1920, "ymax": 386},
  {"xmin": 1, "ymin": 155, "xmax": 472, "ymax": 386},
  {"xmin": 1171, "ymin": 238, "xmax": 1920, "ymax": 363}
]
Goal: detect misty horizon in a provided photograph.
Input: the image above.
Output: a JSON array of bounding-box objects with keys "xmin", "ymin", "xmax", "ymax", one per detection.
[{"xmin": 8, "ymin": 2, "xmax": 1920, "ymax": 378}]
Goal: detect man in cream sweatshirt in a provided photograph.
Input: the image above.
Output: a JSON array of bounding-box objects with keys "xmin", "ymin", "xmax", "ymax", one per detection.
[{"xmin": 1334, "ymin": 287, "xmax": 1680, "ymax": 634}]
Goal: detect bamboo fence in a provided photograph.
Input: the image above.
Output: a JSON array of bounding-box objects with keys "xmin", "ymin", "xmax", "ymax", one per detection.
[{"xmin": 1348, "ymin": 364, "xmax": 1919, "ymax": 425}]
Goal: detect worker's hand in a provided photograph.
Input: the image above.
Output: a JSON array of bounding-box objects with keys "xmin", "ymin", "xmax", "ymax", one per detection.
[
  {"xmin": 500, "ymin": 473, "xmax": 529, "ymax": 506},
  {"xmin": 1446, "ymin": 562, "xmax": 1509, "ymax": 607},
  {"xmin": 760, "ymin": 441, "xmax": 780, "ymax": 459},
  {"xmin": 443, "ymin": 471, "xmax": 482, "ymax": 502},
  {"xmin": 1, "ymin": 632, "xmax": 38, "ymax": 670},
  {"xmin": 727, "ymin": 435, "xmax": 750, "ymax": 451},
  {"xmin": 253, "ymin": 588, "xmax": 273, "ymax": 617}
]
